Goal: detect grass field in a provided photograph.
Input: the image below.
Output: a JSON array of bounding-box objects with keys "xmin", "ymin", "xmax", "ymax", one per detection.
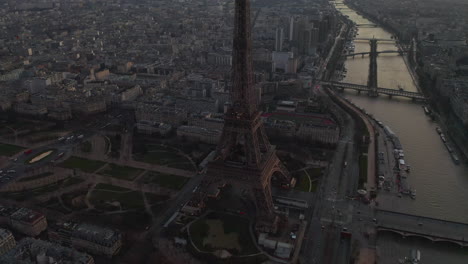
[
  {"xmin": 62, "ymin": 177, "xmax": 85, "ymax": 188},
  {"xmin": 294, "ymin": 171, "xmax": 311, "ymax": 192},
  {"xmin": 59, "ymin": 156, "xmax": 106, "ymax": 173},
  {"xmin": 189, "ymin": 212, "xmax": 258, "ymax": 255},
  {"xmin": 18, "ymin": 172, "xmax": 54, "ymax": 182},
  {"xmin": 142, "ymin": 172, "xmax": 189, "ymax": 190},
  {"xmin": 90, "ymin": 187, "xmax": 145, "ymax": 211},
  {"xmin": 94, "ymin": 183, "xmax": 129, "ymax": 192},
  {"xmin": 305, "ymin": 167, "xmax": 323, "ymax": 178},
  {"xmin": 144, "ymin": 192, "xmax": 169, "ymax": 204},
  {"xmin": 135, "ymin": 144, "xmax": 195, "ymax": 171},
  {"xmin": 0, "ymin": 180, "xmax": 66, "ymax": 201},
  {"xmin": 0, "ymin": 143, "xmax": 24, "ymax": 157},
  {"xmin": 98, "ymin": 163, "xmax": 143, "ymax": 181},
  {"xmin": 40, "ymin": 198, "xmax": 71, "ymax": 214},
  {"xmin": 294, "ymin": 168, "xmax": 322, "ymax": 192}
]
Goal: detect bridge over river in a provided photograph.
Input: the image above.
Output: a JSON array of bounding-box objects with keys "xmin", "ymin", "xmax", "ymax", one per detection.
[
  {"xmin": 376, "ymin": 209, "xmax": 468, "ymax": 247},
  {"xmin": 321, "ymin": 81, "xmax": 426, "ymax": 101}
]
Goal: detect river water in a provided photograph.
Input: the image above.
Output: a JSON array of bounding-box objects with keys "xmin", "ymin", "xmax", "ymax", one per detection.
[{"xmin": 335, "ymin": 2, "xmax": 468, "ymax": 224}]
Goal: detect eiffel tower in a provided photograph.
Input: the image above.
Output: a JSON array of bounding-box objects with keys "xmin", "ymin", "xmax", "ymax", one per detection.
[{"xmin": 193, "ymin": 0, "xmax": 292, "ymax": 233}]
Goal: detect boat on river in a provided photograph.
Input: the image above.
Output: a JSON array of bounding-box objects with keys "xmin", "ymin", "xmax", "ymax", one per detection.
[
  {"xmin": 445, "ymin": 144, "xmax": 454, "ymax": 153},
  {"xmin": 451, "ymin": 153, "xmax": 460, "ymax": 165},
  {"xmin": 423, "ymin": 106, "xmax": 431, "ymax": 115},
  {"xmin": 440, "ymin": 134, "xmax": 447, "ymax": 143}
]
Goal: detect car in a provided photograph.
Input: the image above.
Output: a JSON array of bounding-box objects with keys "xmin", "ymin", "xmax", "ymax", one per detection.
[
  {"xmin": 292, "ymin": 224, "xmax": 300, "ymax": 232},
  {"xmin": 372, "ymin": 218, "xmax": 377, "ymax": 223},
  {"xmin": 0, "ymin": 170, "xmax": 3, "ymax": 174},
  {"xmin": 342, "ymin": 227, "xmax": 348, "ymax": 232},
  {"xmin": 7, "ymin": 170, "xmax": 16, "ymax": 173}
]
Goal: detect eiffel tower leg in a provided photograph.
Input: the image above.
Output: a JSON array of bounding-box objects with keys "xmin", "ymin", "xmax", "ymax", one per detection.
[
  {"xmin": 252, "ymin": 182, "xmax": 278, "ymax": 233},
  {"xmin": 275, "ymin": 161, "xmax": 294, "ymax": 187}
]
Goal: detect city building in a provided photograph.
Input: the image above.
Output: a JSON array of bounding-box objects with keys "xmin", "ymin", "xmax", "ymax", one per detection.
[
  {"xmin": 48, "ymin": 222, "xmax": 122, "ymax": 257},
  {"xmin": 0, "ymin": 228, "xmax": 15, "ymax": 256},
  {"xmin": 10, "ymin": 207, "xmax": 48, "ymax": 236},
  {"xmin": 0, "ymin": 238, "xmax": 94, "ymax": 264},
  {"xmin": 264, "ymin": 119, "xmax": 296, "ymax": 138},
  {"xmin": 0, "ymin": 206, "xmax": 48, "ymax": 237},
  {"xmin": 275, "ymin": 27, "xmax": 284, "ymax": 51},
  {"xmin": 296, "ymin": 120, "xmax": 340, "ymax": 145},
  {"xmin": 188, "ymin": 112, "xmax": 224, "ymax": 131},
  {"xmin": 276, "ymin": 100, "xmax": 297, "ymax": 112},
  {"xmin": 207, "ymin": 51, "xmax": 232, "ymax": 66},
  {"xmin": 14, "ymin": 103, "xmax": 48, "ymax": 116},
  {"xmin": 136, "ymin": 120, "xmax": 172, "ymax": 135},
  {"xmin": 438, "ymin": 79, "xmax": 468, "ymax": 125},
  {"xmin": 177, "ymin": 126, "xmax": 221, "ymax": 145},
  {"xmin": 272, "ymin": 51, "xmax": 299, "ymax": 73},
  {"xmin": 136, "ymin": 104, "xmax": 187, "ymax": 126}
]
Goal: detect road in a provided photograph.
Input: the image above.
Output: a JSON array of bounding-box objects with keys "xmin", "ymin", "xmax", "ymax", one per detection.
[
  {"xmin": 299, "ymin": 18, "xmax": 382, "ymax": 263},
  {"xmin": 0, "ymin": 132, "xmax": 91, "ymax": 188}
]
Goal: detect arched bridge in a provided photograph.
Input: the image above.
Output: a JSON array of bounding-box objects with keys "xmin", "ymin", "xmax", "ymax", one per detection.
[
  {"xmin": 356, "ymin": 24, "xmax": 378, "ymax": 28},
  {"xmin": 375, "ymin": 209, "xmax": 468, "ymax": 247},
  {"xmin": 354, "ymin": 38, "xmax": 396, "ymax": 42},
  {"xmin": 342, "ymin": 49, "xmax": 408, "ymax": 58},
  {"xmin": 321, "ymin": 81, "xmax": 426, "ymax": 101}
]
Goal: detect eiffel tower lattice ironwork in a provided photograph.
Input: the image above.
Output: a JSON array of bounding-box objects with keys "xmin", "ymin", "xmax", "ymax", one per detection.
[{"xmin": 191, "ymin": 0, "xmax": 292, "ymax": 233}]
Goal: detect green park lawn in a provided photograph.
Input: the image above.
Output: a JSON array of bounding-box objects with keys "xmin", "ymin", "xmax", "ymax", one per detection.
[
  {"xmin": 0, "ymin": 180, "xmax": 66, "ymax": 201},
  {"xmin": 97, "ymin": 163, "xmax": 143, "ymax": 181},
  {"xmin": 0, "ymin": 143, "xmax": 24, "ymax": 157},
  {"xmin": 135, "ymin": 144, "xmax": 196, "ymax": 171},
  {"xmin": 294, "ymin": 168, "xmax": 322, "ymax": 192},
  {"xmin": 142, "ymin": 172, "xmax": 189, "ymax": 190},
  {"xmin": 59, "ymin": 156, "xmax": 106, "ymax": 173},
  {"xmin": 189, "ymin": 212, "xmax": 258, "ymax": 255},
  {"xmin": 89, "ymin": 187, "xmax": 145, "ymax": 211},
  {"xmin": 18, "ymin": 172, "xmax": 54, "ymax": 182}
]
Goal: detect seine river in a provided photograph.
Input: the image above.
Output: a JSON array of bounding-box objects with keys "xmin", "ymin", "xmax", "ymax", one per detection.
[
  {"xmin": 334, "ymin": 2, "xmax": 468, "ymax": 263},
  {"xmin": 335, "ymin": 2, "xmax": 468, "ymax": 223}
]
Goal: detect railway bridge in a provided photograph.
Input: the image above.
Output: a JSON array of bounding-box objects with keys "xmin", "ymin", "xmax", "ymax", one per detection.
[
  {"xmin": 343, "ymin": 49, "xmax": 407, "ymax": 58},
  {"xmin": 321, "ymin": 81, "xmax": 426, "ymax": 101}
]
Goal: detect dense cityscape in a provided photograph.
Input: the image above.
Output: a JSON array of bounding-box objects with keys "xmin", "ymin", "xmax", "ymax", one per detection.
[{"xmin": 0, "ymin": 0, "xmax": 467, "ymax": 263}]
